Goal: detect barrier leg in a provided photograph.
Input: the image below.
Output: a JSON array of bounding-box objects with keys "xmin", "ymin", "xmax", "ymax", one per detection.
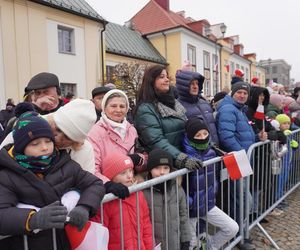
[{"xmin": 256, "ymin": 223, "xmax": 280, "ymax": 250}]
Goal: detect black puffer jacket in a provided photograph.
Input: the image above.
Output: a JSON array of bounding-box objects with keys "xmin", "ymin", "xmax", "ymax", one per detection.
[{"xmin": 0, "ymin": 148, "xmax": 105, "ymax": 250}]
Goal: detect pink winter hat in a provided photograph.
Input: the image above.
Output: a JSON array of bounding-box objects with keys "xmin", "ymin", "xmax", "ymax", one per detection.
[
  {"xmin": 283, "ymin": 96, "xmax": 295, "ymax": 106},
  {"xmin": 269, "ymin": 94, "xmax": 283, "ymax": 108},
  {"xmin": 102, "ymin": 153, "xmax": 133, "ymax": 180}
]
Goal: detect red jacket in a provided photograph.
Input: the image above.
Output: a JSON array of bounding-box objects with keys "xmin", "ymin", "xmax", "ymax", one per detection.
[{"xmin": 93, "ymin": 191, "xmax": 153, "ymax": 250}]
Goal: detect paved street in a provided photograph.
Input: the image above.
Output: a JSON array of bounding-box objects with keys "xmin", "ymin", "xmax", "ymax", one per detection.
[{"xmin": 249, "ymin": 186, "xmax": 300, "ymax": 249}]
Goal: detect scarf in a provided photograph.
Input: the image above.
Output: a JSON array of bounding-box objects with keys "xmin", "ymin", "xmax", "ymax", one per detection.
[
  {"xmin": 189, "ymin": 140, "xmax": 209, "ymax": 151},
  {"xmin": 14, "ymin": 150, "xmax": 57, "ymax": 174},
  {"xmin": 101, "ymin": 112, "xmax": 128, "ymax": 141},
  {"xmin": 156, "ymin": 89, "xmax": 175, "ymax": 109}
]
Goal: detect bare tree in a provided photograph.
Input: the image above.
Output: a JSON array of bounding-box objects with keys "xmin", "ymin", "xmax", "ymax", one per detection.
[{"xmin": 113, "ymin": 62, "xmax": 148, "ymax": 99}]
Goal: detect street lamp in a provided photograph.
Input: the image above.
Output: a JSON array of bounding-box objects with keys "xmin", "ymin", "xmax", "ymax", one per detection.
[{"xmin": 214, "ymin": 24, "xmax": 227, "ymax": 94}]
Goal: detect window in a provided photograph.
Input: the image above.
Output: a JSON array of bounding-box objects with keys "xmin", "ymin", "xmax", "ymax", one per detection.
[
  {"xmin": 236, "ymin": 64, "xmax": 240, "ymax": 69},
  {"xmin": 60, "ymin": 83, "xmax": 77, "ymax": 97},
  {"xmin": 230, "ymin": 61, "xmax": 234, "ymax": 75},
  {"xmin": 187, "ymin": 44, "xmax": 196, "ymax": 71},
  {"xmin": 106, "ymin": 65, "xmax": 115, "ymax": 82},
  {"xmin": 203, "ymin": 51, "xmax": 210, "ymax": 69},
  {"xmin": 245, "ymin": 68, "xmax": 249, "ymax": 82},
  {"xmin": 272, "ymin": 66, "xmax": 278, "ymax": 74},
  {"xmin": 58, "ymin": 25, "xmax": 75, "ymax": 54}
]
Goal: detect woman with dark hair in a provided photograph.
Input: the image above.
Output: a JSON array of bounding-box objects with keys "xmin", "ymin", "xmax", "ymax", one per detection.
[{"xmin": 134, "ymin": 65, "xmax": 203, "ymax": 171}]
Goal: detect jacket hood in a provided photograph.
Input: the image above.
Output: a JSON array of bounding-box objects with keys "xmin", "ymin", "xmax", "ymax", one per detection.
[
  {"xmin": 217, "ymin": 95, "xmax": 247, "ymax": 112},
  {"xmin": 247, "ymin": 86, "xmax": 270, "ymax": 110},
  {"xmin": 176, "ymin": 70, "xmax": 205, "ymax": 103}
]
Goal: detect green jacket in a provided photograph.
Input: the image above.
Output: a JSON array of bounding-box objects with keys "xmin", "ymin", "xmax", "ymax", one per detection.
[{"xmin": 134, "ymin": 101, "xmax": 187, "ymax": 160}]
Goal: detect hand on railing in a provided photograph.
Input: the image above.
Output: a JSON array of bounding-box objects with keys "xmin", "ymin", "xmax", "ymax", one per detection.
[
  {"xmin": 29, "ymin": 201, "xmax": 67, "ymax": 231},
  {"xmin": 68, "ymin": 205, "xmax": 89, "ymax": 231},
  {"xmin": 104, "ymin": 181, "xmax": 130, "ymax": 199},
  {"xmin": 176, "ymin": 153, "xmax": 203, "ymax": 170}
]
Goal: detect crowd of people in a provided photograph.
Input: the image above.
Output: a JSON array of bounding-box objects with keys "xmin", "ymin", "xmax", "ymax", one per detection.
[{"xmin": 0, "ymin": 65, "xmax": 299, "ymax": 250}]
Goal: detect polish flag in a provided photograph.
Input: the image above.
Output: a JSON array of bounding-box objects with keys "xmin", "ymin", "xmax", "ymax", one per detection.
[
  {"xmin": 225, "ymin": 64, "xmax": 230, "ymax": 73},
  {"xmin": 223, "ymin": 150, "xmax": 253, "ymax": 180},
  {"xmin": 65, "ymin": 221, "xmax": 109, "ymax": 250},
  {"xmin": 254, "ymin": 104, "xmax": 265, "ymax": 120}
]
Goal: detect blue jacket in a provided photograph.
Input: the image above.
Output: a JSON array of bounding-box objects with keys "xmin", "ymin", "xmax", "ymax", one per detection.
[
  {"xmin": 176, "ymin": 70, "xmax": 219, "ymax": 145},
  {"xmin": 182, "ymin": 136, "xmax": 217, "ymax": 217},
  {"xmin": 216, "ymin": 95, "xmax": 255, "ymax": 152}
]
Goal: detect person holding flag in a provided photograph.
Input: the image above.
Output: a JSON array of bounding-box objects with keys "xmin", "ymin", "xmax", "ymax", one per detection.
[{"xmin": 216, "ymin": 82, "xmax": 267, "ymax": 250}]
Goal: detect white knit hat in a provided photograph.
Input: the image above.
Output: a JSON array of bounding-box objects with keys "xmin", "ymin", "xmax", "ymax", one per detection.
[
  {"xmin": 53, "ymin": 99, "xmax": 96, "ymax": 142},
  {"xmin": 101, "ymin": 89, "xmax": 129, "ymax": 111}
]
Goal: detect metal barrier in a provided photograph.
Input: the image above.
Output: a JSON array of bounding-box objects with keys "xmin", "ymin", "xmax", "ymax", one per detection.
[
  {"xmin": 2, "ymin": 129, "xmax": 299, "ymax": 249},
  {"xmin": 245, "ymin": 128, "xmax": 300, "ymax": 249},
  {"xmin": 100, "ymin": 156, "xmax": 243, "ymax": 250}
]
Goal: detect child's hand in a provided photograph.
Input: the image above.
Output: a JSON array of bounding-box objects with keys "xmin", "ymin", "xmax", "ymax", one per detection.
[
  {"xmin": 68, "ymin": 205, "xmax": 89, "ymax": 231},
  {"xmin": 104, "ymin": 181, "xmax": 130, "ymax": 199},
  {"xmin": 284, "ymin": 129, "xmax": 292, "ymax": 136},
  {"xmin": 291, "ymin": 140, "xmax": 298, "ymax": 149}
]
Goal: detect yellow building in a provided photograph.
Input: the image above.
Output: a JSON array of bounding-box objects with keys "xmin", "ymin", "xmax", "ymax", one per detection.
[{"xmin": 0, "ymin": 0, "xmax": 106, "ymax": 107}]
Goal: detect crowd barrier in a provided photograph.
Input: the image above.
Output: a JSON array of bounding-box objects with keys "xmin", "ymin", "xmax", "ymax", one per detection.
[{"xmin": 1, "ymin": 129, "xmax": 300, "ymax": 250}]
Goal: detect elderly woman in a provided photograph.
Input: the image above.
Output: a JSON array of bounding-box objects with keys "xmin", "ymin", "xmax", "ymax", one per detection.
[
  {"xmin": 0, "ymin": 99, "xmax": 97, "ymax": 173},
  {"xmin": 88, "ymin": 89, "xmax": 145, "ymax": 199},
  {"xmin": 134, "ymin": 64, "xmax": 203, "ymax": 170}
]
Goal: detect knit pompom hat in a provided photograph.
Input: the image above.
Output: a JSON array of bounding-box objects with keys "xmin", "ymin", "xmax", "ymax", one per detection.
[
  {"xmin": 147, "ymin": 149, "xmax": 174, "ymax": 171},
  {"xmin": 102, "ymin": 153, "xmax": 133, "ymax": 180},
  {"xmin": 269, "ymin": 94, "xmax": 283, "ymax": 108},
  {"xmin": 276, "ymin": 114, "xmax": 291, "ymax": 124},
  {"xmin": 13, "ymin": 112, "xmax": 54, "ymax": 154},
  {"xmin": 53, "ymin": 99, "xmax": 96, "ymax": 142},
  {"xmin": 101, "ymin": 89, "xmax": 129, "ymax": 111}
]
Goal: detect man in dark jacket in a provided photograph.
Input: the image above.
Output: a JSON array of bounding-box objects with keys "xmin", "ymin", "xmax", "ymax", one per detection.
[
  {"xmin": 176, "ymin": 70, "xmax": 219, "ymax": 145},
  {"xmin": 26, "ymin": 72, "xmax": 64, "ymax": 115},
  {"xmin": 216, "ymin": 82, "xmax": 267, "ymax": 250},
  {"xmin": 91, "ymin": 86, "xmax": 111, "ymax": 122},
  {"xmin": 0, "ymin": 99, "xmax": 15, "ymax": 129}
]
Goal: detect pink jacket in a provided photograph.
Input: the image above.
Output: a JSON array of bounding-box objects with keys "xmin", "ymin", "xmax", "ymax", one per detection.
[
  {"xmin": 93, "ymin": 192, "xmax": 154, "ymax": 250},
  {"xmin": 88, "ymin": 119, "xmax": 138, "ymax": 182}
]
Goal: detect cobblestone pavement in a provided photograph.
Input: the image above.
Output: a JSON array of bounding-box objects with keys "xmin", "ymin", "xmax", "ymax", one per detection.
[{"xmin": 249, "ymin": 186, "xmax": 300, "ymax": 249}]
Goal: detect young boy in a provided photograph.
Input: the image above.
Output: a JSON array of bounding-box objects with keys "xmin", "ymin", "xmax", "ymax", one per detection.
[
  {"xmin": 94, "ymin": 152, "xmax": 153, "ymax": 250},
  {"xmin": 183, "ymin": 117, "xmax": 239, "ymax": 250},
  {"xmin": 143, "ymin": 148, "xmax": 191, "ymax": 250},
  {"xmin": 0, "ymin": 112, "xmax": 104, "ymax": 250}
]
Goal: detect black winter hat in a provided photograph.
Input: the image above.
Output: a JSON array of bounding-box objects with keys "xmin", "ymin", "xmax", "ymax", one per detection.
[
  {"xmin": 92, "ymin": 86, "xmax": 111, "ymax": 98},
  {"xmin": 231, "ymin": 81, "xmax": 250, "ymax": 96},
  {"xmin": 147, "ymin": 149, "xmax": 173, "ymax": 171},
  {"xmin": 13, "ymin": 112, "xmax": 54, "ymax": 154},
  {"xmin": 27, "ymin": 72, "xmax": 59, "ymax": 91},
  {"xmin": 185, "ymin": 117, "xmax": 209, "ymax": 142},
  {"xmin": 212, "ymin": 91, "xmax": 227, "ymax": 103}
]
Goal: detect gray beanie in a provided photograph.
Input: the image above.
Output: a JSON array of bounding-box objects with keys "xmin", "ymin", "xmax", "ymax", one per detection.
[{"xmin": 231, "ymin": 82, "xmax": 250, "ymax": 96}]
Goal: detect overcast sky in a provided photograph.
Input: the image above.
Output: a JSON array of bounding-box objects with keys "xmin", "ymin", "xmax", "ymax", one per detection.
[{"xmin": 86, "ymin": 0, "xmax": 300, "ymax": 82}]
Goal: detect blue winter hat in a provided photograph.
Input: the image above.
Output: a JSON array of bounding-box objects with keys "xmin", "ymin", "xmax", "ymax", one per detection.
[{"xmin": 13, "ymin": 112, "xmax": 54, "ymax": 154}]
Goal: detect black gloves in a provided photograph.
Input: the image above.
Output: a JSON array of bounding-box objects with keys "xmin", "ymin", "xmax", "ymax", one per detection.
[
  {"xmin": 277, "ymin": 131, "xmax": 287, "ymax": 144},
  {"xmin": 175, "ymin": 153, "xmax": 204, "ymax": 170},
  {"xmin": 68, "ymin": 205, "xmax": 90, "ymax": 231},
  {"xmin": 181, "ymin": 241, "xmax": 190, "ymax": 250},
  {"xmin": 104, "ymin": 181, "xmax": 130, "ymax": 199},
  {"xmin": 128, "ymin": 153, "xmax": 143, "ymax": 166},
  {"xmin": 29, "ymin": 201, "xmax": 67, "ymax": 230}
]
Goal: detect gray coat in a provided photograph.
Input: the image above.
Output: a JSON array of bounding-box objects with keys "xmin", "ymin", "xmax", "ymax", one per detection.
[{"xmin": 143, "ymin": 180, "xmax": 191, "ymax": 250}]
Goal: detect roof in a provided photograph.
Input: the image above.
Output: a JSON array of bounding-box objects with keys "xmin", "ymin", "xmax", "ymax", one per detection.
[
  {"xmin": 105, "ymin": 22, "xmax": 167, "ymax": 64},
  {"xmin": 30, "ymin": 0, "xmax": 106, "ymax": 23},
  {"xmin": 131, "ymin": 0, "xmax": 191, "ymax": 35}
]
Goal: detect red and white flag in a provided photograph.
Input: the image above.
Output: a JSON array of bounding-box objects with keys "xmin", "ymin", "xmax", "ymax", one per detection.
[
  {"xmin": 254, "ymin": 104, "xmax": 265, "ymax": 120},
  {"xmin": 65, "ymin": 221, "xmax": 109, "ymax": 250},
  {"xmin": 223, "ymin": 150, "xmax": 253, "ymax": 180}
]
